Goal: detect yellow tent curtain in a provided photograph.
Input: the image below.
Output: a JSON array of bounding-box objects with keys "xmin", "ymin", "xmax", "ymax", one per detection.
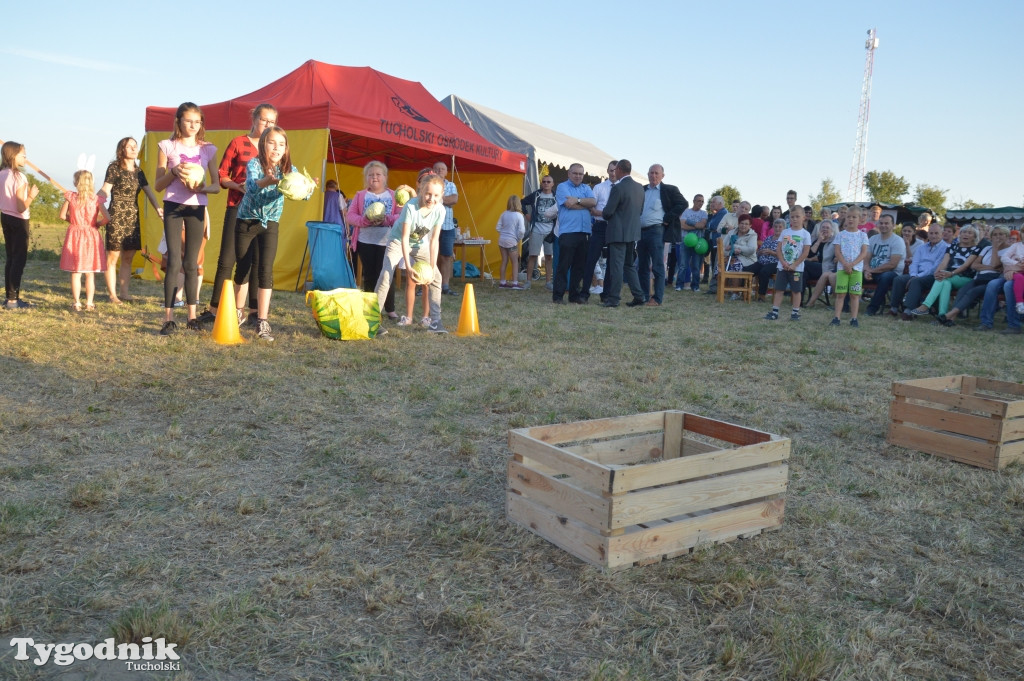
[{"xmin": 323, "ymin": 162, "xmax": 522, "ymax": 273}]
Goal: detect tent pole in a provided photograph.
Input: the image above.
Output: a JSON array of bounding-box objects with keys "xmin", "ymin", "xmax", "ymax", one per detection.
[
  {"xmin": 327, "ymin": 130, "xmax": 354, "ymax": 271},
  {"xmin": 450, "ymin": 159, "xmax": 493, "ymax": 284}
]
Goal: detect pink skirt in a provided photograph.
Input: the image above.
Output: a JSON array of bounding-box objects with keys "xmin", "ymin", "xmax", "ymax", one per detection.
[{"xmin": 60, "ymin": 225, "xmax": 106, "ymax": 273}]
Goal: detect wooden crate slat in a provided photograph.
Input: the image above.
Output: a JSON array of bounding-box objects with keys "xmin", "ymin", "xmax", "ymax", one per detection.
[
  {"xmin": 892, "ymin": 383, "xmax": 1007, "ymax": 417},
  {"xmin": 898, "ymin": 375, "xmax": 965, "ymax": 391},
  {"xmin": 507, "ymin": 460, "xmax": 611, "ymax": 530},
  {"xmin": 1003, "ymin": 402, "xmax": 1024, "ymax": 419},
  {"xmin": 509, "ymin": 431, "xmax": 613, "ymax": 492},
  {"xmin": 608, "ymin": 465, "xmax": 789, "ymax": 529},
  {"xmin": 1000, "ymin": 417, "xmax": 1024, "ymax": 442},
  {"xmin": 663, "ymin": 411, "xmax": 685, "ymax": 459},
  {"xmin": 996, "ymin": 440, "xmax": 1024, "ymax": 467},
  {"xmin": 683, "ymin": 413, "xmax": 772, "ymax": 445},
  {"xmin": 565, "ymin": 432, "xmax": 663, "ymax": 465},
  {"xmin": 609, "ymin": 438, "xmax": 791, "ymax": 494},
  {"xmin": 681, "ymin": 436, "xmax": 721, "ymax": 456},
  {"xmin": 519, "ymin": 411, "xmax": 665, "ymax": 445},
  {"xmin": 975, "ymin": 377, "xmax": 1024, "ymax": 398},
  {"xmin": 605, "ymin": 499, "xmax": 785, "ymax": 570},
  {"xmin": 890, "ymin": 400, "xmax": 1003, "ymax": 441},
  {"xmin": 506, "ymin": 491, "xmax": 606, "ymax": 568},
  {"xmin": 887, "ymin": 422, "xmax": 999, "ymax": 470}
]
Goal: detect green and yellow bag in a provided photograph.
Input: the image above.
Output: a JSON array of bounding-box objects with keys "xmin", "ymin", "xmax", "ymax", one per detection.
[{"xmin": 305, "ymin": 288, "xmax": 381, "ymax": 340}]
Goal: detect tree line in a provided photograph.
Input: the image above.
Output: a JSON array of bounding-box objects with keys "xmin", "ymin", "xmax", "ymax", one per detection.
[{"xmin": 705, "ymin": 172, "xmax": 1002, "ymax": 223}]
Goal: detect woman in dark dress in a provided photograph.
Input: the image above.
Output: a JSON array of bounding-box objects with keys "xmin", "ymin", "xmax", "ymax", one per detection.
[{"xmin": 98, "ymin": 137, "xmax": 162, "ymax": 302}]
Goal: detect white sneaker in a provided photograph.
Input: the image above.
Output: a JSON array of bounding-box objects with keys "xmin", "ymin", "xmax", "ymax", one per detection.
[
  {"xmin": 420, "ymin": 316, "xmax": 431, "ymax": 328},
  {"xmin": 1016, "ymin": 303, "xmax": 1024, "ymax": 315},
  {"xmin": 589, "ymin": 285, "xmax": 603, "ymax": 294},
  {"xmin": 397, "ymin": 315, "xmax": 412, "ymax": 326},
  {"xmin": 256, "ymin": 319, "xmax": 274, "ymax": 342}
]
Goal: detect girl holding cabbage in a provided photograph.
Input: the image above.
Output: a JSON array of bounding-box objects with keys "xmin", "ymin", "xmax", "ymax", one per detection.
[
  {"xmin": 154, "ymin": 102, "xmax": 220, "ymax": 335},
  {"xmin": 233, "ymin": 126, "xmax": 316, "ymax": 342}
]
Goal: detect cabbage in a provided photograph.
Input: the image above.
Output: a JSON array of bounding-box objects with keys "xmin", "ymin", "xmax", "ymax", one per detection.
[
  {"xmin": 278, "ymin": 167, "xmax": 315, "ymax": 201},
  {"xmin": 364, "ymin": 201, "xmax": 386, "ymax": 222},
  {"xmin": 395, "ymin": 188, "xmax": 411, "ymax": 207},
  {"xmin": 411, "ymin": 261, "xmax": 433, "ymax": 284},
  {"xmin": 178, "ymin": 163, "xmax": 205, "ymax": 191}
]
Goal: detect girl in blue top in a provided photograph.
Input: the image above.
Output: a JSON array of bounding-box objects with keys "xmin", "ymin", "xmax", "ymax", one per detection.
[{"xmin": 234, "ymin": 126, "xmax": 315, "ymax": 341}]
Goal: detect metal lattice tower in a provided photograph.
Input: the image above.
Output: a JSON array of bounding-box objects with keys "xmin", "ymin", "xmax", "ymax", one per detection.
[{"xmin": 847, "ymin": 29, "xmax": 879, "ymax": 202}]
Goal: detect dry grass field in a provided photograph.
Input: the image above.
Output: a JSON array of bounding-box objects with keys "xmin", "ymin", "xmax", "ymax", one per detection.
[{"xmin": 1, "ymin": 226, "xmax": 1023, "ymax": 680}]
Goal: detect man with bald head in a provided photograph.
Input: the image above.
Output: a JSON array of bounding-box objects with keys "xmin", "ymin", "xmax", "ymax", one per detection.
[
  {"xmin": 552, "ymin": 163, "xmax": 596, "ymax": 304},
  {"xmin": 638, "ymin": 164, "xmax": 687, "ymax": 305}
]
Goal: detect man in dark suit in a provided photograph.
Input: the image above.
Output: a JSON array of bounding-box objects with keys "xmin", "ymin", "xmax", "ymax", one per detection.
[
  {"xmin": 639, "ymin": 164, "xmax": 688, "ymax": 305},
  {"xmin": 601, "ymin": 159, "xmax": 646, "ymax": 308}
]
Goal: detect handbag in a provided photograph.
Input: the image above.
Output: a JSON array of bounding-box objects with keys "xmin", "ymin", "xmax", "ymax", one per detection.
[{"xmin": 305, "ymin": 288, "xmax": 381, "ymax": 340}]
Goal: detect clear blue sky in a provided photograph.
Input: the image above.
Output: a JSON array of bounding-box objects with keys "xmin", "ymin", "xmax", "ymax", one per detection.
[{"xmin": 2, "ymin": 0, "xmax": 1021, "ymax": 209}]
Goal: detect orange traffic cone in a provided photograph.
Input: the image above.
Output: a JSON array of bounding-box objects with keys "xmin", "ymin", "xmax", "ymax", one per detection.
[
  {"xmin": 211, "ymin": 284, "xmax": 245, "ymax": 345},
  {"xmin": 455, "ymin": 283, "xmax": 482, "ymax": 337}
]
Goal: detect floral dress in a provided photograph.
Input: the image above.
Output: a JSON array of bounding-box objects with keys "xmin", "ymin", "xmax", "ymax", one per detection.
[
  {"xmin": 103, "ymin": 162, "xmax": 148, "ymax": 251},
  {"xmin": 759, "ymin": 235, "xmax": 780, "ymax": 266}
]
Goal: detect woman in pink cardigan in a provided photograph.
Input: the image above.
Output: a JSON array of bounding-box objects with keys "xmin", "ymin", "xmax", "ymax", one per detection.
[{"xmin": 347, "ymin": 160, "xmax": 401, "ymax": 318}]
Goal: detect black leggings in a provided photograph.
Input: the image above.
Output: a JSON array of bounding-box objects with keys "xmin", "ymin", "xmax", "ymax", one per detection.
[
  {"xmin": 235, "ymin": 219, "xmax": 278, "ymax": 290},
  {"xmin": 750, "ymin": 262, "xmax": 777, "ymax": 296},
  {"xmin": 210, "ymin": 205, "xmax": 256, "ymax": 309},
  {"xmin": 358, "ymin": 243, "xmax": 395, "ymax": 313},
  {"xmin": 163, "ymin": 202, "xmax": 206, "ymax": 308},
  {"xmin": 1, "ymin": 213, "xmax": 30, "ymax": 301}
]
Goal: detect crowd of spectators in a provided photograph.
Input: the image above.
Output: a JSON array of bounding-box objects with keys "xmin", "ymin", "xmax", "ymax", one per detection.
[{"xmin": 512, "ymin": 166, "xmax": 1023, "ymax": 332}]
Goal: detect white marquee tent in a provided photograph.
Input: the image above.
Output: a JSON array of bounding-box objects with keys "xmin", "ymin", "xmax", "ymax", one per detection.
[{"xmin": 441, "ymin": 95, "xmax": 620, "ymax": 194}]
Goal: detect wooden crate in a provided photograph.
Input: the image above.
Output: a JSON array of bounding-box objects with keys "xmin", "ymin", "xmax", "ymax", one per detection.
[
  {"xmin": 506, "ymin": 411, "xmax": 790, "ymax": 570},
  {"xmin": 888, "ymin": 375, "xmax": 1024, "ymax": 470}
]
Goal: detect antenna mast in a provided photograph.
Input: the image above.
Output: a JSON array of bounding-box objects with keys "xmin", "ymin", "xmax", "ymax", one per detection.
[{"xmin": 847, "ymin": 28, "xmax": 879, "ymax": 202}]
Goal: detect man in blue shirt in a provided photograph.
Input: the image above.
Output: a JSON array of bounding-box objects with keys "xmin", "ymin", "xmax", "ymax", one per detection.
[
  {"xmin": 553, "ymin": 163, "xmax": 596, "ymax": 304},
  {"xmin": 890, "ymin": 223, "xmax": 947, "ymax": 320},
  {"xmin": 638, "ymin": 164, "xmax": 687, "ymax": 305}
]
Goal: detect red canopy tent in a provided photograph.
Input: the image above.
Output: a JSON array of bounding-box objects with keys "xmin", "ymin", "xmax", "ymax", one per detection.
[
  {"xmin": 142, "ymin": 60, "xmax": 527, "ymax": 289},
  {"xmin": 145, "ymin": 60, "xmax": 527, "ymax": 173}
]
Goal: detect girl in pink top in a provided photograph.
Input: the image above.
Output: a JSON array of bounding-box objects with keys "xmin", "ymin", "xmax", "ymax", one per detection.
[
  {"xmin": 59, "ymin": 170, "xmax": 111, "ymax": 311},
  {"xmin": 154, "ymin": 102, "xmax": 220, "ymax": 335},
  {"xmin": 347, "ymin": 160, "xmax": 402, "ymax": 318},
  {"xmin": 1, "ymin": 141, "xmax": 41, "ymax": 308}
]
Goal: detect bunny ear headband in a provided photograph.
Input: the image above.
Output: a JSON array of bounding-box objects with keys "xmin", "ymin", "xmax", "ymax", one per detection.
[{"xmin": 76, "ymin": 153, "xmax": 96, "ymax": 173}]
